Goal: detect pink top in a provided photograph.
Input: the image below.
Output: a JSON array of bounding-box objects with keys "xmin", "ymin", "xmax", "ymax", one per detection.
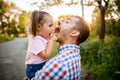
[{"xmin": 25, "ymin": 36, "xmax": 48, "ymax": 64}]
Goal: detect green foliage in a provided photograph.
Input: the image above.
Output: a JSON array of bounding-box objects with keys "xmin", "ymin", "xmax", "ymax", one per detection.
[
  {"xmin": 7, "ymin": 19, "xmax": 18, "ymax": 37},
  {"xmin": 19, "ymin": 11, "xmax": 29, "ymax": 28},
  {"xmin": 18, "ymin": 11, "xmax": 29, "ymax": 34},
  {"xmin": 82, "ymin": 3, "xmax": 120, "ymax": 78},
  {"xmin": 80, "ymin": 36, "xmax": 120, "ymax": 80},
  {"xmin": 0, "ymin": 0, "xmax": 10, "ymax": 34},
  {"xmin": 0, "ymin": 0, "xmax": 10, "ymax": 15},
  {"xmin": 0, "ymin": 35, "xmax": 14, "ymax": 43},
  {"xmin": 50, "ymin": 42, "xmax": 59, "ymax": 58},
  {"xmin": 115, "ymin": 0, "xmax": 120, "ymax": 12},
  {"xmin": 106, "ymin": 19, "xmax": 120, "ymax": 36}
]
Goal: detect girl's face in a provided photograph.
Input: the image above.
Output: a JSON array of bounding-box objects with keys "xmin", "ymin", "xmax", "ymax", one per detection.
[{"xmin": 38, "ymin": 15, "xmax": 53, "ymax": 39}]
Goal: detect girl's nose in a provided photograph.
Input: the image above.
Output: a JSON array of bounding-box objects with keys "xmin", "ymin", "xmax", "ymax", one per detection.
[{"xmin": 51, "ymin": 27, "xmax": 54, "ymax": 31}]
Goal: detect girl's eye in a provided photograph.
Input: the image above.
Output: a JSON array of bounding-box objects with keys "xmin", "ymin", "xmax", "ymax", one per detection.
[{"xmin": 49, "ymin": 24, "xmax": 53, "ymax": 27}]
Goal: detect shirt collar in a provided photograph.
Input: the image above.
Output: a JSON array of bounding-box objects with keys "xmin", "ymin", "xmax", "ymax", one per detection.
[{"xmin": 58, "ymin": 44, "xmax": 80, "ymax": 54}]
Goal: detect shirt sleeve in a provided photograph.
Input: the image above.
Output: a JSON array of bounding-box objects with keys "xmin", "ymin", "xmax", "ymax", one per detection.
[
  {"xmin": 32, "ymin": 58, "xmax": 67, "ymax": 80},
  {"xmin": 30, "ymin": 39, "xmax": 45, "ymax": 55}
]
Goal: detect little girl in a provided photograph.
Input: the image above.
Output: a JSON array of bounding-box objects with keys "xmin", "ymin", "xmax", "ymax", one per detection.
[{"xmin": 25, "ymin": 10, "xmax": 57, "ymax": 80}]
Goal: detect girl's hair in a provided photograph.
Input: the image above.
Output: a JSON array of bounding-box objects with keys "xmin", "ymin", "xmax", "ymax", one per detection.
[{"xmin": 28, "ymin": 10, "xmax": 50, "ymax": 36}]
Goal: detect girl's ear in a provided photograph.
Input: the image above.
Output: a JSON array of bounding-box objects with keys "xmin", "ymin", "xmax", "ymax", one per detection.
[
  {"xmin": 37, "ymin": 24, "xmax": 42, "ymax": 31},
  {"xmin": 70, "ymin": 29, "xmax": 80, "ymax": 37}
]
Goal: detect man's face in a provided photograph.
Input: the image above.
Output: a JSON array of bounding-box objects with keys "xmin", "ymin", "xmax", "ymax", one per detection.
[{"xmin": 56, "ymin": 17, "xmax": 78, "ymax": 44}]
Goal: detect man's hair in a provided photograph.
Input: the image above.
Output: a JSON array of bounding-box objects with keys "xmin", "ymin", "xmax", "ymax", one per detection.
[{"xmin": 74, "ymin": 16, "xmax": 90, "ymax": 45}]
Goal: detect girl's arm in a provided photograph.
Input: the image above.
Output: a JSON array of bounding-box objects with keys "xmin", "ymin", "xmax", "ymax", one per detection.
[{"xmin": 38, "ymin": 34, "xmax": 57, "ymax": 60}]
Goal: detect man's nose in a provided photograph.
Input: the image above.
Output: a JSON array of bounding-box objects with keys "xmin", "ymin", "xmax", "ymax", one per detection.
[{"xmin": 58, "ymin": 20, "xmax": 64, "ymax": 25}]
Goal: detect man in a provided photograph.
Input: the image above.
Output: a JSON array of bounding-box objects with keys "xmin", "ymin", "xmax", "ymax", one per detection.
[{"xmin": 32, "ymin": 16, "xmax": 90, "ymax": 80}]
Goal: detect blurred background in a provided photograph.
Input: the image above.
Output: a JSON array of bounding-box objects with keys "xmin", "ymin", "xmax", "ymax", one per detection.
[{"xmin": 0, "ymin": 0, "xmax": 120, "ymax": 80}]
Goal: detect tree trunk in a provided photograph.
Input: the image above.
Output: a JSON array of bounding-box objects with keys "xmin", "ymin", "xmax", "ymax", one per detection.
[
  {"xmin": 99, "ymin": 7, "xmax": 105, "ymax": 40},
  {"xmin": 81, "ymin": 0, "xmax": 84, "ymax": 18}
]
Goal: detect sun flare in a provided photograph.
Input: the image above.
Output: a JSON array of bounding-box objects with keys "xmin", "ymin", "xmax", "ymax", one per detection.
[
  {"xmin": 44, "ymin": 5, "xmax": 94, "ymax": 24},
  {"xmin": 6, "ymin": 0, "xmax": 94, "ymax": 23}
]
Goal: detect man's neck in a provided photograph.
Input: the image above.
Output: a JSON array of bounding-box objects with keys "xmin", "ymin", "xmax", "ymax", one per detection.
[
  {"xmin": 59, "ymin": 42, "xmax": 77, "ymax": 47},
  {"xmin": 63, "ymin": 38, "xmax": 77, "ymax": 45}
]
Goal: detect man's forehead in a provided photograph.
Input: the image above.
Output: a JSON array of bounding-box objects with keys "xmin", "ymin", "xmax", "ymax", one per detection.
[{"xmin": 69, "ymin": 17, "xmax": 78, "ymax": 23}]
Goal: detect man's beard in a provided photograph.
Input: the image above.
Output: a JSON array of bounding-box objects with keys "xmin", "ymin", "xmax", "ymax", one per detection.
[{"xmin": 56, "ymin": 38, "xmax": 63, "ymax": 45}]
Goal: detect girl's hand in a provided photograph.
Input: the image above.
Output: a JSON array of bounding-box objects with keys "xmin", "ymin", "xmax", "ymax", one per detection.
[{"xmin": 50, "ymin": 33, "xmax": 57, "ymax": 41}]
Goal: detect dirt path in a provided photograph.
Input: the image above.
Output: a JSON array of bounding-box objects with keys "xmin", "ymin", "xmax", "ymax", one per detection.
[{"xmin": 0, "ymin": 37, "xmax": 28, "ymax": 80}]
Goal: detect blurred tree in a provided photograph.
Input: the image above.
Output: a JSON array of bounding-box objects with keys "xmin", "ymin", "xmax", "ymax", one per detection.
[
  {"xmin": 81, "ymin": 0, "xmax": 84, "ymax": 17},
  {"xmin": 114, "ymin": 0, "xmax": 120, "ymax": 18},
  {"xmin": 91, "ymin": 8, "xmax": 100, "ymax": 37},
  {"xmin": 104, "ymin": 0, "xmax": 120, "ymax": 21},
  {"xmin": 18, "ymin": 11, "xmax": 29, "ymax": 35},
  {"xmin": 91, "ymin": 0, "xmax": 120, "ymax": 37},
  {"xmin": 0, "ymin": 0, "xmax": 29, "ymax": 37},
  {"xmin": 85, "ymin": 0, "xmax": 109, "ymax": 40},
  {"xmin": 97, "ymin": 0, "xmax": 109, "ymax": 40},
  {"xmin": 0, "ymin": 0, "xmax": 10, "ymax": 35},
  {"xmin": 87, "ymin": 0, "xmax": 120, "ymax": 39},
  {"xmin": 115, "ymin": 0, "xmax": 120, "ymax": 12},
  {"xmin": 0, "ymin": 0, "xmax": 22, "ymax": 37},
  {"xmin": 6, "ymin": 2, "xmax": 23, "ymax": 37},
  {"xmin": 31, "ymin": 0, "xmax": 84, "ymax": 17},
  {"xmin": 8, "ymin": 19, "xmax": 18, "ymax": 37}
]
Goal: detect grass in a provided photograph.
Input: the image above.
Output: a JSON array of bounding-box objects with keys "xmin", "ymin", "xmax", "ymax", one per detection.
[
  {"xmin": 80, "ymin": 34, "xmax": 120, "ymax": 80},
  {"xmin": 0, "ymin": 36, "xmax": 14, "ymax": 43},
  {"xmin": 51, "ymin": 42, "xmax": 59, "ymax": 58}
]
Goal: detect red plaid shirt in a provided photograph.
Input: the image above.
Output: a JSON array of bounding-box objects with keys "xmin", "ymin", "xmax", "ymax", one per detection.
[{"xmin": 32, "ymin": 44, "xmax": 81, "ymax": 80}]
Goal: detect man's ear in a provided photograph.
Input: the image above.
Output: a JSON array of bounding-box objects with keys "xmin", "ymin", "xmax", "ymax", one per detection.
[{"xmin": 70, "ymin": 29, "xmax": 80, "ymax": 37}]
